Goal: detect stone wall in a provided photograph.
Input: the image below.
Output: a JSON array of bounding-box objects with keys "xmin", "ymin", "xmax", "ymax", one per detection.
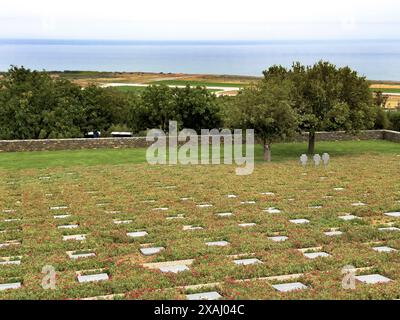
[
  {"xmin": 0, "ymin": 137, "xmax": 153, "ymax": 152},
  {"xmin": 383, "ymin": 130, "xmax": 400, "ymax": 143},
  {"xmin": 0, "ymin": 130, "xmax": 398, "ymax": 153}
]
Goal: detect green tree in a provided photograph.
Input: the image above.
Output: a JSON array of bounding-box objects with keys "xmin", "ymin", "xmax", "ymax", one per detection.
[
  {"xmin": 0, "ymin": 66, "xmax": 83, "ymax": 139},
  {"xmin": 141, "ymin": 85, "xmax": 176, "ymax": 132},
  {"xmin": 228, "ymin": 79, "xmax": 298, "ymax": 161},
  {"xmin": 173, "ymin": 85, "xmax": 221, "ymax": 133},
  {"xmin": 264, "ymin": 61, "xmax": 376, "ymax": 154},
  {"xmin": 80, "ymin": 85, "xmax": 129, "ymax": 135}
]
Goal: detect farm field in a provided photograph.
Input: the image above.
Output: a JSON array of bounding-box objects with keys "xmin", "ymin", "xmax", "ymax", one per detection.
[
  {"xmin": 0, "ymin": 141, "xmax": 400, "ymax": 299},
  {"xmin": 111, "ymin": 85, "xmax": 221, "ymax": 94}
]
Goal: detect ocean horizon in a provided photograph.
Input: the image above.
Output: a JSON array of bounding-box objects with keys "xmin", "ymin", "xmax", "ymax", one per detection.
[{"xmin": 1, "ymin": 39, "xmax": 400, "ymax": 80}]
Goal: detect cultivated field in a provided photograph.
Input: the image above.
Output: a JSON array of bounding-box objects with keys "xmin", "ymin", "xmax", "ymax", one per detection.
[{"xmin": 1, "ymin": 141, "xmax": 400, "ymax": 299}]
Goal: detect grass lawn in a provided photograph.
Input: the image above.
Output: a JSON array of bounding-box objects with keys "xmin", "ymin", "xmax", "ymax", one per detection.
[
  {"xmin": 1, "ymin": 140, "xmax": 400, "ymax": 299},
  {"xmin": 0, "ymin": 140, "xmax": 399, "ymax": 170},
  {"xmin": 370, "ymin": 88, "xmax": 400, "ymax": 94}
]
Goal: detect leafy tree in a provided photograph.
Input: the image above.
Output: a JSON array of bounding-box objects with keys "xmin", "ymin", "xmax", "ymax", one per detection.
[
  {"xmin": 80, "ymin": 85, "xmax": 129, "ymax": 134},
  {"xmin": 373, "ymin": 91, "xmax": 389, "ymax": 108},
  {"xmin": 141, "ymin": 85, "xmax": 176, "ymax": 132},
  {"xmin": 173, "ymin": 85, "xmax": 221, "ymax": 132},
  {"xmin": 264, "ymin": 61, "xmax": 376, "ymax": 154},
  {"xmin": 228, "ymin": 79, "xmax": 298, "ymax": 161},
  {"xmin": 0, "ymin": 66, "xmax": 83, "ymax": 139}
]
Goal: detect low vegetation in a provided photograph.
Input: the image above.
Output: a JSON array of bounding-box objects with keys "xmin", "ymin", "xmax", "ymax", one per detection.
[{"xmin": 0, "ymin": 142, "xmax": 400, "ymax": 299}]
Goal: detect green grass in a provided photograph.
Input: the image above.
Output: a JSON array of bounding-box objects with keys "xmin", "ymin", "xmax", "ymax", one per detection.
[
  {"xmin": 112, "ymin": 86, "xmax": 221, "ymax": 94},
  {"xmin": 1, "ymin": 144, "xmax": 400, "ymax": 299},
  {"xmin": 149, "ymin": 80, "xmax": 248, "ymax": 88},
  {"xmin": 111, "ymin": 86, "xmax": 148, "ymax": 94},
  {"xmin": 370, "ymin": 88, "xmax": 400, "ymax": 94},
  {"xmin": 0, "ymin": 140, "xmax": 399, "ymax": 170}
]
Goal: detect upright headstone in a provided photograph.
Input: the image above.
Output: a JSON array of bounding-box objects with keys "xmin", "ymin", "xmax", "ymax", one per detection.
[
  {"xmin": 322, "ymin": 153, "xmax": 330, "ymax": 166},
  {"xmin": 313, "ymin": 154, "xmax": 321, "ymax": 166},
  {"xmin": 300, "ymin": 154, "xmax": 308, "ymax": 167}
]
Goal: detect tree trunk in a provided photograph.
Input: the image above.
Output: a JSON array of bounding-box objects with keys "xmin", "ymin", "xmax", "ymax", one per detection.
[
  {"xmin": 308, "ymin": 130, "xmax": 316, "ymax": 155},
  {"xmin": 264, "ymin": 143, "xmax": 272, "ymax": 162}
]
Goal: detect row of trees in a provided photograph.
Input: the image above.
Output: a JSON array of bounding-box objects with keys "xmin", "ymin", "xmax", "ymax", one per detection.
[
  {"xmin": 0, "ymin": 63, "xmax": 392, "ymax": 160},
  {"xmin": 0, "ymin": 66, "xmax": 221, "ymax": 139}
]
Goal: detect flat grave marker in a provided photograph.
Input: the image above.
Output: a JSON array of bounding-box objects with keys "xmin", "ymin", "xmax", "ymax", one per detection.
[
  {"xmin": 62, "ymin": 234, "xmax": 86, "ymax": 241},
  {"xmin": 303, "ymin": 252, "xmax": 331, "ymax": 259},
  {"xmin": 372, "ymin": 246, "xmax": 397, "ymax": 253},
  {"xmin": 159, "ymin": 265, "xmax": 190, "ymax": 273},
  {"xmin": 127, "ymin": 231, "xmax": 148, "ymax": 238},
  {"xmin": 216, "ymin": 212, "xmax": 233, "ymax": 217},
  {"xmin": 0, "ymin": 282, "xmax": 21, "ymax": 291},
  {"xmin": 206, "ymin": 241, "xmax": 229, "ymax": 247},
  {"xmin": 290, "ymin": 219, "xmax": 310, "ymax": 225},
  {"xmin": 272, "ymin": 282, "xmax": 307, "ymax": 292},
  {"xmin": 268, "ymin": 236, "xmax": 288, "ymax": 242},
  {"xmin": 113, "ymin": 219, "xmax": 133, "ymax": 225},
  {"xmin": 140, "ymin": 247, "xmax": 165, "ymax": 256},
  {"xmin": 384, "ymin": 212, "xmax": 400, "ymax": 218},
  {"xmin": 197, "ymin": 204, "xmax": 213, "ymax": 208},
  {"xmin": 166, "ymin": 214, "xmax": 185, "ymax": 220},
  {"xmin": 233, "ymin": 258, "xmax": 262, "ymax": 266},
  {"xmin": 77, "ymin": 273, "xmax": 109, "ymax": 283},
  {"xmin": 379, "ymin": 227, "xmax": 400, "ymax": 232},
  {"xmin": 183, "ymin": 225, "xmax": 204, "ymax": 231},
  {"xmin": 264, "ymin": 207, "xmax": 281, "ymax": 214},
  {"xmin": 338, "ymin": 214, "xmax": 360, "ymax": 221},
  {"xmin": 50, "ymin": 205, "xmax": 68, "ymax": 210},
  {"xmin": 58, "ymin": 224, "xmax": 79, "ymax": 229},
  {"xmin": 0, "ymin": 256, "xmax": 22, "ymax": 266},
  {"xmin": 238, "ymin": 223, "xmax": 256, "ymax": 228},
  {"xmin": 53, "ymin": 214, "xmax": 71, "ymax": 219},
  {"xmin": 67, "ymin": 251, "xmax": 96, "ymax": 260},
  {"xmin": 324, "ymin": 230, "xmax": 343, "ymax": 236},
  {"xmin": 186, "ymin": 292, "xmax": 222, "ymax": 300},
  {"xmin": 355, "ymin": 274, "xmax": 391, "ymax": 284}
]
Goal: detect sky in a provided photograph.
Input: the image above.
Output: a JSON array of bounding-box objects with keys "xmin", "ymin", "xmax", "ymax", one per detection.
[{"xmin": 0, "ymin": 0, "xmax": 399, "ymax": 41}]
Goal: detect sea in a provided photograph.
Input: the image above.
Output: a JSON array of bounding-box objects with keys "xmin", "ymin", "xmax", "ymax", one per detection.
[{"xmin": 1, "ymin": 39, "xmax": 400, "ymax": 80}]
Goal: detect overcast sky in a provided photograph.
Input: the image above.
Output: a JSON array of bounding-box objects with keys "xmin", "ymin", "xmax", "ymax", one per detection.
[{"xmin": 1, "ymin": 0, "xmax": 399, "ymax": 40}]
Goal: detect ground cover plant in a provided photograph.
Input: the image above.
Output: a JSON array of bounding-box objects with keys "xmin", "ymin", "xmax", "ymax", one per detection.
[{"xmin": 0, "ymin": 140, "xmax": 400, "ymax": 299}]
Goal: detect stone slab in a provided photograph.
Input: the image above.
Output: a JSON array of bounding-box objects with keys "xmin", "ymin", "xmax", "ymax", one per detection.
[
  {"xmin": 238, "ymin": 223, "xmax": 256, "ymax": 228},
  {"xmin": 0, "ymin": 282, "xmax": 21, "ymax": 291},
  {"xmin": 67, "ymin": 251, "xmax": 96, "ymax": 259},
  {"xmin": 324, "ymin": 231, "xmax": 343, "ymax": 236},
  {"xmin": 206, "ymin": 241, "xmax": 229, "ymax": 247},
  {"xmin": 127, "ymin": 231, "xmax": 148, "ymax": 238},
  {"xmin": 216, "ymin": 212, "xmax": 233, "ymax": 217},
  {"xmin": 268, "ymin": 236, "xmax": 288, "ymax": 242},
  {"xmin": 372, "ymin": 246, "xmax": 397, "ymax": 253},
  {"xmin": 264, "ymin": 207, "xmax": 281, "ymax": 214},
  {"xmin": 384, "ymin": 212, "xmax": 400, "ymax": 218},
  {"xmin": 355, "ymin": 274, "xmax": 392, "ymax": 284},
  {"xmin": 78, "ymin": 273, "xmax": 109, "ymax": 283},
  {"xmin": 58, "ymin": 224, "xmax": 79, "ymax": 229},
  {"xmin": 233, "ymin": 258, "xmax": 262, "ymax": 266},
  {"xmin": 63, "ymin": 234, "xmax": 86, "ymax": 241},
  {"xmin": 140, "ymin": 247, "xmax": 165, "ymax": 256},
  {"xmin": 186, "ymin": 292, "xmax": 222, "ymax": 300},
  {"xmin": 272, "ymin": 282, "xmax": 307, "ymax": 292},
  {"xmin": 290, "ymin": 219, "xmax": 310, "ymax": 224},
  {"xmin": 303, "ymin": 252, "xmax": 331, "ymax": 259},
  {"xmin": 338, "ymin": 215, "xmax": 360, "ymax": 221},
  {"xmin": 159, "ymin": 265, "xmax": 190, "ymax": 273}
]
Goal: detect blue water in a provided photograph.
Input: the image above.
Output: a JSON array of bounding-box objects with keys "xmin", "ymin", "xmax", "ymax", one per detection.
[{"xmin": 1, "ymin": 39, "xmax": 400, "ymax": 80}]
